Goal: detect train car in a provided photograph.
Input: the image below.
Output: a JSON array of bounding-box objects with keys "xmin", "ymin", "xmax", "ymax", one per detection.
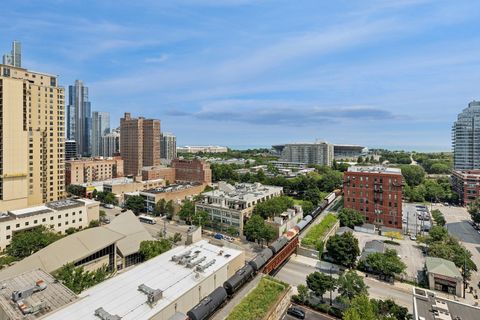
[
  {"xmin": 325, "ymin": 192, "xmax": 336, "ymax": 204},
  {"xmin": 223, "ymin": 264, "xmax": 255, "ymax": 295},
  {"xmin": 248, "ymin": 248, "xmax": 273, "ymax": 271},
  {"xmin": 187, "ymin": 287, "xmax": 228, "ymax": 320},
  {"xmin": 285, "ymin": 228, "xmax": 299, "ymax": 241},
  {"xmin": 295, "ymin": 215, "xmax": 312, "ymax": 231},
  {"xmin": 268, "ymin": 236, "xmax": 288, "ymax": 255}
]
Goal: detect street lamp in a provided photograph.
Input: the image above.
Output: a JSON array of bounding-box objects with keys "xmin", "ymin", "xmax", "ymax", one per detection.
[{"xmin": 329, "ymin": 265, "xmax": 334, "ymax": 306}]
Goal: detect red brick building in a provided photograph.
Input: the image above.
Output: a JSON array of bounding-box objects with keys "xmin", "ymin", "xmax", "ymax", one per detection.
[
  {"xmin": 141, "ymin": 159, "xmax": 212, "ymax": 185},
  {"xmin": 451, "ymin": 170, "xmax": 480, "ymax": 205},
  {"xmin": 343, "ymin": 166, "xmax": 404, "ymax": 229}
]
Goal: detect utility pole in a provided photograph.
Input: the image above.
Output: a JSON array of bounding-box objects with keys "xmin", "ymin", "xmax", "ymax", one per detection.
[
  {"xmin": 329, "ymin": 266, "xmax": 333, "ymax": 306},
  {"xmin": 463, "ymin": 256, "xmax": 467, "ymax": 299}
]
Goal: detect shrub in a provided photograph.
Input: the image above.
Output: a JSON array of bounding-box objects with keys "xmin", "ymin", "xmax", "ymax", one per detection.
[{"xmin": 301, "ymin": 213, "xmax": 337, "ymax": 248}]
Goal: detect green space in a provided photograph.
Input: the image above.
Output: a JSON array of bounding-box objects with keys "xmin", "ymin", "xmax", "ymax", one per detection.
[
  {"xmin": 226, "ymin": 276, "xmax": 289, "ymax": 320},
  {"xmin": 301, "ymin": 213, "xmax": 337, "ymax": 250}
]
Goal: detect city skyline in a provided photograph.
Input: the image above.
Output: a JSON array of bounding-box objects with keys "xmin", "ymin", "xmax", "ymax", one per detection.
[{"xmin": 1, "ymin": 1, "xmax": 480, "ymax": 150}]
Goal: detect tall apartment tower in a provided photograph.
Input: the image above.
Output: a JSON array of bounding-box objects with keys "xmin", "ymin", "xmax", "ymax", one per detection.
[
  {"xmin": 280, "ymin": 141, "xmax": 334, "ymax": 166},
  {"xmin": 0, "ymin": 59, "xmax": 65, "ymax": 210},
  {"xmin": 452, "ymin": 101, "xmax": 480, "ymax": 170},
  {"xmin": 102, "ymin": 130, "xmax": 120, "ymax": 157},
  {"xmin": 2, "ymin": 41, "xmax": 21, "ymax": 68},
  {"xmin": 161, "ymin": 132, "xmax": 177, "ymax": 161},
  {"xmin": 91, "ymin": 111, "xmax": 110, "ymax": 156},
  {"xmin": 67, "ymin": 80, "xmax": 91, "ymax": 157},
  {"xmin": 120, "ymin": 113, "xmax": 161, "ymax": 176}
]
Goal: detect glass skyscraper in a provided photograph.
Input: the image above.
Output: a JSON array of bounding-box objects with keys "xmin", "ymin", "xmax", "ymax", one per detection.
[
  {"xmin": 67, "ymin": 80, "xmax": 91, "ymax": 157},
  {"xmin": 91, "ymin": 111, "xmax": 110, "ymax": 156},
  {"xmin": 452, "ymin": 101, "xmax": 480, "ymax": 170}
]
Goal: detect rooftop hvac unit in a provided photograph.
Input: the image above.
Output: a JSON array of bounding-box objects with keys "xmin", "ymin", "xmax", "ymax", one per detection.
[
  {"xmin": 171, "ymin": 250, "xmax": 191, "ymax": 262},
  {"xmin": 178, "ymin": 251, "xmax": 199, "ymax": 265},
  {"xmin": 11, "ymin": 279, "xmax": 47, "ymax": 302},
  {"xmin": 196, "ymin": 259, "xmax": 216, "ymax": 272},
  {"xmin": 94, "ymin": 307, "xmax": 122, "ymax": 320},
  {"xmin": 138, "ymin": 284, "xmax": 163, "ymax": 305},
  {"xmin": 18, "ymin": 300, "xmax": 48, "ymax": 315},
  {"xmin": 187, "ymin": 256, "xmax": 206, "ymax": 269}
]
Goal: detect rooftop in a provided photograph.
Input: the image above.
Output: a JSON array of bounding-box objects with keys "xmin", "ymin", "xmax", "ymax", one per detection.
[
  {"xmin": 141, "ymin": 182, "xmax": 201, "ymax": 195},
  {"xmin": 347, "ymin": 166, "xmax": 402, "ymax": 175},
  {"xmin": 0, "ymin": 269, "xmax": 77, "ymax": 320},
  {"xmin": 0, "ymin": 199, "xmax": 94, "ymax": 221},
  {"xmin": 44, "ymin": 240, "xmax": 242, "ymax": 320},
  {"xmin": 202, "ymin": 182, "xmax": 282, "ymax": 203},
  {"xmin": 425, "ymin": 257, "xmax": 462, "ymax": 279},
  {"xmin": 413, "ymin": 287, "xmax": 480, "ymax": 320}
]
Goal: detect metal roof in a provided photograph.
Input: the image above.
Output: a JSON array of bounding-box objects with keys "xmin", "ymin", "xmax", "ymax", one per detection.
[{"xmin": 425, "ymin": 257, "xmax": 462, "ymax": 279}]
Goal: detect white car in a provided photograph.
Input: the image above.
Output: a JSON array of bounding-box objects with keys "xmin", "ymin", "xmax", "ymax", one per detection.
[
  {"xmin": 103, "ymin": 203, "xmax": 114, "ymax": 209},
  {"xmin": 410, "ymin": 235, "xmax": 417, "ymax": 241}
]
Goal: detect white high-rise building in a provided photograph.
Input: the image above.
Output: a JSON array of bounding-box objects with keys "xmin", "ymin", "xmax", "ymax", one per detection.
[
  {"xmin": 161, "ymin": 132, "xmax": 177, "ymax": 161},
  {"xmin": 452, "ymin": 101, "xmax": 480, "ymax": 170},
  {"xmin": 280, "ymin": 141, "xmax": 334, "ymax": 166}
]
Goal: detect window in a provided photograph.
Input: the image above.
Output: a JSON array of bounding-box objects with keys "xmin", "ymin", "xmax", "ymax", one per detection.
[
  {"xmin": 58, "ymin": 215, "xmax": 61, "ymax": 219},
  {"xmin": 58, "ymin": 223, "xmax": 61, "ymax": 227},
  {"xmin": 16, "ymin": 224, "xmax": 20, "ymax": 228},
  {"xmin": 6, "ymin": 235, "xmax": 10, "ymax": 240},
  {"xmin": 50, "ymin": 216, "xmax": 54, "ymax": 221},
  {"xmin": 34, "ymin": 220, "xmax": 38, "ymax": 224},
  {"xmin": 6, "ymin": 226, "xmax": 10, "ymax": 230},
  {"xmin": 42, "ymin": 218, "xmax": 46, "ymax": 222}
]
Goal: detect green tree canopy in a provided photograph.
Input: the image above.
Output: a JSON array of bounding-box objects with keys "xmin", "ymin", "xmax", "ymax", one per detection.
[
  {"xmin": 359, "ymin": 249, "xmax": 407, "ymax": 277},
  {"xmin": 192, "ymin": 210, "xmax": 209, "ymax": 226},
  {"xmin": 468, "ymin": 197, "xmax": 480, "ymax": 224},
  {"xmin": 343, "ymin": 295, "xmax": 377, "ymax": 320},
  {"xmin": 244, "ymin": 214, "xmax": 277, "ymax": 245},
  {"xmin": 338, "ymin": 208, "xmax": 365, "ymax": 228},
  {"xmin": 7, "ymin": 226, "xmax": 62, "ymax": 259},
  {"xmin": 431, "ymin": 209, "xmax": 446, "ymax": 226},
  {"xmin": 336, "ymin": 270, "xmax": 368, "ymax": 304},
  {"xmin": 178, "ymin": 200, "xmax": 195, "ymax": 224},
  {"xmin": 400, "ymin": 165, "xmax": 425, "ymax": 187},
  {"xmin": 153, "ymin": 199, "xmax": 166, "ymax": 216},
  {"xmin": 165, "ymin": 200, "xmax": 175, "ymax": 220},
  {"xmin": 252, "ymin": 196, "xmax": 294, "ymax": 219},
  {"xmin": 306, "ymin": 271, "xmax": 337, "ymax": 302},
  {"xmin": 326, "ymin": 232, "xmax": 360, "ymax": 268},
  {"xmin": 55, "ymin": 263, "xmax": 110, "ymax": 294},
  {"xmin": 139, "ymin": 239, "xmax": 172, "ymax": 260},
  {"xmin": 124, "ymin": 195, "xmax": 144, "ymax": 214}
]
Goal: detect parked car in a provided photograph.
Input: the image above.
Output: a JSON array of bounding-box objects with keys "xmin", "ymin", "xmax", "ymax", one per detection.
[
  {"xmin": 103, "ymin": 203, "xmax": 114, "ymax": 209},
  {"xmin": 410, "ymin": 235, "xmax": 417, "ymax": 241},
  {"xmin": 287, "ymin": 307, "xmax": 305, "ymax": 319},
  {"xmin": 214, "ymin": 233, "xmax": 224, "ymax": 240}
]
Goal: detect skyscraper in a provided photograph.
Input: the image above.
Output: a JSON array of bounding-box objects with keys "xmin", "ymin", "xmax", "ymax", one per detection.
[
  {"xmin": 0, "ymin": 54, "xmax": 65, "ymax": 210},
  {"xmin": 2, "ymin": 41, "xmax": 21, "ymax": 67},
  {"xmin": 452, "ymin": 101, "xmax": 480, "ymax": 170},
  {"xmin": 67, "ymin": 80, "xmax": 91, "ymax": 157},
  {"xmin": 280, "ymin": 141, "xmax": 334, "ymax": 166},
  {"xmin": 102, "ymin": 130, "xmax": 120, "ymax": 157},
  {"xmin": 160, "ymin": 132, "xmax": 177, "ymax": 161},
  {"xmin": 91, "ymin": 111, "xmax": 110, "ymax": 156},
  {"xmin": 120, "ymin": 113, "xmax": 161, "ymax": 176}
]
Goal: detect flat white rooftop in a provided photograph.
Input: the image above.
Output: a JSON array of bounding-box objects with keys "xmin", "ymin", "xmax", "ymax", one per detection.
[
  {"xmin": 45, "ymin": 240, "xmax": 242, "ymax": 320},
  {"xmin": 347, "ymin": 166, "xmax": 402, "ymax": 175}
]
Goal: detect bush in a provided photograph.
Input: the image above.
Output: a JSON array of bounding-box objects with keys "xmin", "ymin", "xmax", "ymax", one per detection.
[{"xmin": 301, "ymin": 213, "xmax": 337, "ymax": 248}]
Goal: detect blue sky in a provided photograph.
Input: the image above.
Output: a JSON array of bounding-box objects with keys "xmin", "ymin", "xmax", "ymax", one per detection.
[{"xmin": 1, "ymin": 0, "xmax": 480, "ymax": 151}]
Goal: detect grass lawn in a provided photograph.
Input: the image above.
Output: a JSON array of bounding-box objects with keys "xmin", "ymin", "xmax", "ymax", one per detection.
[
  {"xmin": 301, "ymin": 213, "xmax": 337, "ymax": 249},
  {"xmin": 226, "ymin": 276, "xmax": 289, "ymax": 320}
]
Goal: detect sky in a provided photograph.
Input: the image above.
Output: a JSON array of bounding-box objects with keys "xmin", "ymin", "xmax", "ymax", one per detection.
[{"xmin": 1, "ymin": 0, "xmax": 480, "ymax": 151}]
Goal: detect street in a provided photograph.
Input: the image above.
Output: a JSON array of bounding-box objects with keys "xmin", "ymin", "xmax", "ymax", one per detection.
[
  {"xmin": 274, "ymin": 255, "xmax": 414, "ymax": 312},
  {"xmin": 282, "ymin": 304, "xmax": 337, "ymax": 320}
]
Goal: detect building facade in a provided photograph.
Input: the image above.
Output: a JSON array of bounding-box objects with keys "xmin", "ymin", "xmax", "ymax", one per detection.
[
  {"xmin": 451, "ymin": 170, "xmax": 480, "ymax": 205},
  {"xmin": 195, "ymin": 182, "xmax": 283, "ymax": 234},
  {"xmin": 177, "ymin": 145, "xmax": 228, "ymax": 154},
  {"xmin": 452, "ymin": 101, "xmax": 480, "ymax": 170},
  {"xmin": 67, "ymin": 80, "xmax": 91, "ymax": 157},
  {"xmin": 65, "ymin": 140, "xmax": 77, "ymax": 160},
  {"xmin": 333, "ymin": 144, "xmax": 367, "ymax": 160},
  {"xmin": 102, "ymin": 130, "xmax": 120, "ymax": 157},
  {"xmin": 0, "ymin": 60, "xmax": 65, "ymax": 211},
  {"xmin": 2, "ymin": 41, "xmax": 21, "ymax": 68},
  {"xmin": 280, "ymin": 141, "xmax": 334, "ymax": 166},
  {"xmin": 425, "ymin": 257, "xmax": 463, "ymax": 297},
  {"xmin": 161, "ymin": 132, "xmax": 177, "ymax": 161},
  {"xmin": 120, "ymin": 113, "xmax": 161, "ymax": 176},
  {"xmin": 91, "ymin": 111, "xmax": 110, "ymax": 156},
  {"xmin": 0, "ymin": 199, "xmax": 99, "ymax": 250},
  {"xmin": 65, "ymin": 157, "xmax": 124, "ymax": 185},
  {"xmin": 343, "ymin": 166, "xmax": 403, "ymax": 229},
  {"xmin": 141, "ymin": 159, "xmax": 212, "ymax": 185}
]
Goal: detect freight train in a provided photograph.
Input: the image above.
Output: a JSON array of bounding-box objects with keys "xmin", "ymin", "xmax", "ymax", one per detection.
[{"xmin": 186, "ymin": 191, "xmax": 339, "ymax": 320}]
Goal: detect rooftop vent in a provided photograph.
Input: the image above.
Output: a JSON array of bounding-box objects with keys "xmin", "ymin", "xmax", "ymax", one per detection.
[
  {"xmin": 94, "ymin": 307, "xmax": 122, "ymax": 320},
  {"xmin": 12, "ymin": 279, "xmax": 47, "ymax": 302},
  {"xmin": 17, "ymin": 300, "xmax": 48, "ymax": 315},
  {"xmin": 187, "ymin": 256, "xmax": 206, "ymax": 268},
  {"xmin": 196, "ymin": 259, "xmax": 216, "ymax": 272},
  {"xmin": 171, "ymin": 250, "xmax": 191, "ymax": 262},
  {"xmin": 138, "ymin": 284, "xmax": 163, "ymax": 306},
  {"xmin": 178, "ymin": 251, "xmax": 199, "ymax": 265}
]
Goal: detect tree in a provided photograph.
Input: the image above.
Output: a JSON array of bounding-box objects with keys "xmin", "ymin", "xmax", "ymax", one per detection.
[
  {"xmin": 7, "ymin": 226, "xmax": 62, "ymax": 259},
  {"xmin": 400, "ymin": 165, "xmax": 425, "ymax": 187},
  {"xmin": 67, "ymin": 184, "xmax": 83, "ymax": 197},
  {"xmin": 92, "ymin": 189, "xmax": 98, "ymax": 199},
  {"xmin": 337, "ymin": 270, "xmax": 368, "ymax": 304},
  {"xmin": 65, "ymin": 227, "xmax": 77, "ymax": 235},
  {"xmin": 244, "ymin": 214, "xmax": 276, "ymax": 245},
  {"xmin": 359, "ymin": 249, "xmax": 407, "ymax": 277},
  {"xmin": 468, "ymin": 197, "xmax": 480, "ymax": 224},
  {"xmin": 343, "ymin": 295, "xmax": 377, "ymax": 320},
  {"xmin": 300, "ymin": 200, "xmax": 314, "ymax": 216},
  {"xmin": 125, "ymin": 195, "xmax": 145, "ymax": 214},
  {"xmin": 426, "ymin": 226, "xmax": 448, "ymax": 244},
  {"xmin": 260, "ymin": 223, "xmax": 277, "ymax": 244},
  {"xmin": 165, "ymin": 200, "xmax": 175, "ymax": 220},
  {"xmin": 192, "ymin": 210, "xmax": 208, "ymax": 226},
  {"xmin": 178, "ymin": 200, "xmax": 195, "ymax": 224},
  {"xmin": 297, "ymin": 284, "xmax": 309, "ymax": 304},
  {"xmin": 326, "ymin": 232, "xmax": 360, "ymax": 268},
  {"xmin": 139, "ymin": 239, "xmax": 172, "ymax": 260},
  {"xmin": 153, "ymin": 199, "xmax": 166, "ymax": 216},
  {"xmin": 338, "ymin": 208, "xmax": 365, "ymax": 228},
  {"xmin": 96, "ymin": 191, "xmax": 118, "ymax": 205},
  {"xmin": 88, "ymin": 219, "xmax": 100, "ymax": 228},
  {"xmin": 252, "ymin": 196, "xmax": 294, "ymax": 219},
  {"xmin": 431, "ymin": 209, "xmax": 446, "ymax": 226},
  {"xmin": 303, "ymin": 187, "xmax": 323, "ymax": 206},
  {"xmin": 373, "ymin": 298, "xmax": 412, "ymax": 320},
  {"xmin": 306, "ymin": 271, "xmax": 337, "ymax": 302},
  {"xmin": 169, "ymin": 232, "xmax": 182, "ymax": 244},
  {"xmin": 55, "ymin": 263, "xmax": 110, "ymax": 294}
]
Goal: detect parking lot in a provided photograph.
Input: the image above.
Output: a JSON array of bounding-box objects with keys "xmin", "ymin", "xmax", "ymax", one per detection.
[
  {"xmin": 402, "ymin": 202, "xmax": 432, "ymax": 236},
  {"xmin": 352, "ymin": 229, "xmax": 425, "ymax": 279}
]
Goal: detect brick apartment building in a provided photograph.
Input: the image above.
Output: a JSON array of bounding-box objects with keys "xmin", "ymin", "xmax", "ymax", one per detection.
[
  {"xmin": 66, "ymin": 157, "xmax": 124, "ymax": 185},
  {"xmin": 120, "ymin": 113, "xmax": 161, "ymax": 176},
  {"xmin": 451, "ymin": 170, "xmax": 480, "ymax": 205},
  {"xmin": 141, "ymin": 159, "xmax": 212, "ymax": 184},
  {"xmin": 343, "ymin": 166, "xmax": 404, "ymax": 229}
]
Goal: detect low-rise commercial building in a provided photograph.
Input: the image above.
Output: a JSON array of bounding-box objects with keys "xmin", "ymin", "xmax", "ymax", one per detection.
[
  {"xmin": 425, "ymin": 257, "xmax": 463, "ymax": 297},
  {"xmin": 125, "ymin": 182, "xmax": 206, "ymax": 213},
  {"xmin": 141, "ymin": 159, "xmax": 212, "ymax": 185},
  {"xmin": 0, "ymin": 211, "xmax": 152, "ymax": 281},
  {"xmin": 103, "ymin": 178, "xmax": 165, "ymax": 203},
  {"xmin": 344, "ymin": 166, "xmax": 404, "ymax": 230},
  {"xmin": 195, "ymin": 182, "xmax": 283, "ymax": 234},
  {"xmin": 65, "ymin": 157, "xmax": 124, "ymax": 185},
  {"xmin": 177, "ymin": 145, "xmax": 228, "ymax": 153},
  {"xmin": 412, "ymin": 287, "xmax": 480, "ymax": 320},
  {"xmin": 265, "ymin": 205, "xmax": 303, "ymax": 237},
  {"xmin": 0, "ymin": 199, "xmax": 99, "ymax": 251},
  {"xmin": 451, "ymin": 170, "xmax": 480, "ymax": 205},
  {"xmin": 44, "ymin": 240, "xmax": 244, "ymax": 320}
]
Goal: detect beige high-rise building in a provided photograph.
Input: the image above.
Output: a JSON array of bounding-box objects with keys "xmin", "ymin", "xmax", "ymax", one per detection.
[
  {"xmin": 0, "ymin": 63, "xmax": 65, "ymax": 211},
  {"xmin": 120, "ymin": 113, "xmax": 160, "ymax": 176}
]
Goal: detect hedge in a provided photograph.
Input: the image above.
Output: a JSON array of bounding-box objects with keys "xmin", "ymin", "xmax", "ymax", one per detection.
[{"xmin": 301, "ymin": 213, "xmax": 337, "ymax": 249}]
